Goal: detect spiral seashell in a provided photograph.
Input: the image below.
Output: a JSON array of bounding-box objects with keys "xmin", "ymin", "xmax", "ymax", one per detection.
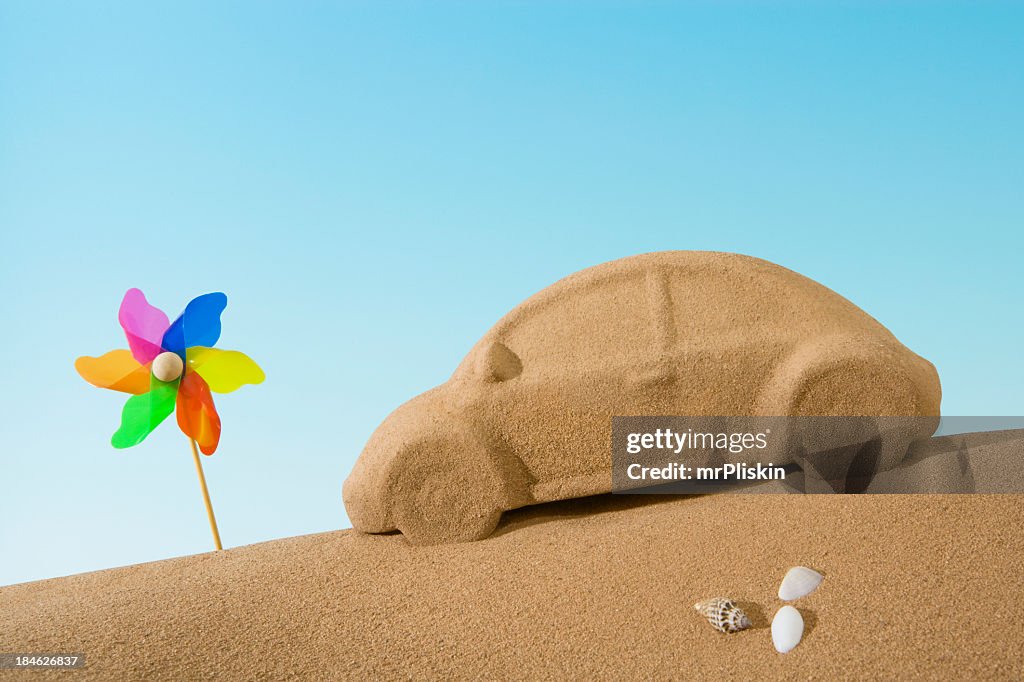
[{"xmin": 694, "ymin": 597, "xmax": 752, "ymax": 633}]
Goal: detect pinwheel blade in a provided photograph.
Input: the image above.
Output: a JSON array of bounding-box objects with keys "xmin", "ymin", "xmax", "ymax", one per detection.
[
  {"xmin": 177, "ymin": 371, "xmax": 222, "ymax": 455},
  {"xmin": 119, "ymin": 288, "xmax": 170, "ymax": 365},
  {"xmin": 186, "ymin": 347, "xmax": 265, "ymax": 393},
  {"xmin": 161, "ymin": 293, "xmax": 227, "ymax": 357},
  {"xmin": 75, "ymin": 349, "xmax": 151, "ymax": 395},
  {"xmin": 111, "ymin": 377, "xmax": 179, "ymax": 449}
]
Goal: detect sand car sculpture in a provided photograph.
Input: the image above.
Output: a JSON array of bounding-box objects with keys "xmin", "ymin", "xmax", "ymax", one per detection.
[{"xmin": 344, "ymin": 251, "xmax": 941, "ymax": 544}]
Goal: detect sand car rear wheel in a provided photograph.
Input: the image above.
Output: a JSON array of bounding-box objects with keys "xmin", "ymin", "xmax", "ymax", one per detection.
[
  {"xmin": 392, "ymin": 435, "xmax": 505, "ymax": 545},
  {"xmin": 789, "ymin": 361, "xmax": 922, "ymax": 491}
]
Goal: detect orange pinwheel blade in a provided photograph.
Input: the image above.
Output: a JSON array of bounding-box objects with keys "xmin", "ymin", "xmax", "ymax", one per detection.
[
  {"xmin": 176, "ymin": 371, "xmax": 221, "ymax": 455},
  {"xmin": 75, "ymin": 350, "xmax": 151, "ymax": 395}
]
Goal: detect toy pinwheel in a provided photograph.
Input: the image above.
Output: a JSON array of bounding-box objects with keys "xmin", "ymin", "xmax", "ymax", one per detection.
[{"xmin": 75, "ymin": 288, "xmax": 264, "ymax": 550}]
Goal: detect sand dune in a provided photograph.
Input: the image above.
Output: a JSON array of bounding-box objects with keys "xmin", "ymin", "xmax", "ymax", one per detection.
[{"xmin": 2, "ymin": 432, "xmax": 1022, "ymax": 680}]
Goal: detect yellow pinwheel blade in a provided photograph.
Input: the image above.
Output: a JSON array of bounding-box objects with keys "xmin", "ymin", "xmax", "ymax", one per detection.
[
  {"xmin": 75, "ymin": 349, "xmax": 151, "ymax": 395},
  {"xmin": 186, "ymin": 347, "xmax": 265, "ymax": 394}
]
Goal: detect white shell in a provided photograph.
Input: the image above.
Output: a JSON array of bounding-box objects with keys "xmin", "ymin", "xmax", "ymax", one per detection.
[
  {"xmin": 694, "ymin": 597, "xmax": 752, "ymax": 633},
  {"xmin": 778, "ymin": 566, "xmax": 823, "ymax": 601},
  {"xmin": 771, "ymin": 605, "xmax": 804, "ymax": 653},
  {"xmin": 152, "ymin": 352, "xmax": 184, "ymax": 382}
]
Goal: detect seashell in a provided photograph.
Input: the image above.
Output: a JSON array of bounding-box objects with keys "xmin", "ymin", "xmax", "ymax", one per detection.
[
  {"xmin": 771, "ymin": 605, "xmax": 804, "ymax": 653},
  {"xmin": 694, "ymin": 598, "xmax": 752, "ymax": 633},
  {"xmin": 778, "ymin": 566, "xmax": 823, "ymax": 601}
]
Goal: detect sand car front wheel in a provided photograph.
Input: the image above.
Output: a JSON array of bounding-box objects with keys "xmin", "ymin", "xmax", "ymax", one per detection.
[{"xmin": 392, "ymin": 435, "xmax": 505, "ymax": 545}]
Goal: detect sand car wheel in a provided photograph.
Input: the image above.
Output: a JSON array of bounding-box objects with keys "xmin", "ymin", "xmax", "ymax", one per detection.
[
  {"xmin": 790, "ymin": 362, "xmax": 920, "ymax": 491},
  {"xmin": 392, "ymin": 436, "xmax": 505, "ymax": 545}
]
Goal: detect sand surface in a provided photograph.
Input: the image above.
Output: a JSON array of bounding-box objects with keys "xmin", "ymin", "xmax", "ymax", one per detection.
[{"xmin": 3, "ymin": 433, "xmax": 1023, "ymax": 680}]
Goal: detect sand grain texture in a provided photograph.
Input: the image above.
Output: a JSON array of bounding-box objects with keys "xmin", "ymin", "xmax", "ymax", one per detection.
[{"xmin": 2, "ymin": 433, "xmax": 1023, "ymax": 680}]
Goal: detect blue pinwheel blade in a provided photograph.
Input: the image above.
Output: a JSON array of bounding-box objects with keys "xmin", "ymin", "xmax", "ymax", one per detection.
[{"xmin": 161, "ymin": 292, "xmax": 228, "ymax": 355}]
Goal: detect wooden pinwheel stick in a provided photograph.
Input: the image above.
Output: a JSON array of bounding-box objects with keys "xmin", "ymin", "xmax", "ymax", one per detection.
[{"xmin": 189, "ymin": 438, "xmax": 223, "ymax": 551}]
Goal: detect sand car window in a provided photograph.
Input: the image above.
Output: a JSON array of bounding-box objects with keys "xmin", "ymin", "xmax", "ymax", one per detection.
[{"xmin": 500, "ymin": 273, "xmax": 655, "ymax": 371}]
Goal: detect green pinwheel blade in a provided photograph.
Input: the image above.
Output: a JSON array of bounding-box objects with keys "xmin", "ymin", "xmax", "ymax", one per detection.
[{"xmin": 111, "ymin": 376, "xmax": 179, "ymax": 449}]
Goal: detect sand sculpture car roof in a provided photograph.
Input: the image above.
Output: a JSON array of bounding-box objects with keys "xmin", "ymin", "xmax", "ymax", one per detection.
[{"xmin": 344, "ymin": 251, "xmax": 941, "ymax": 544}]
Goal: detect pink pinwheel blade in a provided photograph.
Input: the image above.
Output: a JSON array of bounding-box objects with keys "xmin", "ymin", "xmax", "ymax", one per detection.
[{"xmin": 119, "ymin": 288, "xmax": 170, "ymax": 365}]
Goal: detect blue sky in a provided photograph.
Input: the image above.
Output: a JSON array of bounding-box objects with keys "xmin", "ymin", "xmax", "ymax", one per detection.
[{"xmin": 1, "ymin": 2, "xmax": 1021, "ymax": 586}]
